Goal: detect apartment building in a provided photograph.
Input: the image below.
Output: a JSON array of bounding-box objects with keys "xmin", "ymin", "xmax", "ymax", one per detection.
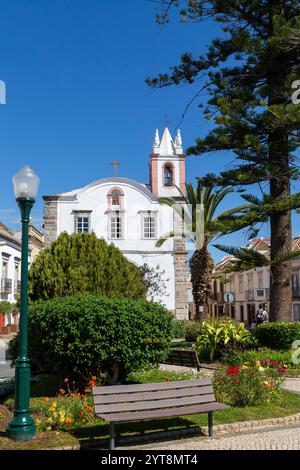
[{"xmin": 211, "ymin": 237, "xmax": 300, "ymax": 323}]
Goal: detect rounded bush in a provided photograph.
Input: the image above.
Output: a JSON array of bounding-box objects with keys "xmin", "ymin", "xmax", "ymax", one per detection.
[
  {"xmin": 29, "ymin": 232, "xmax": 146, "ymax": 301},
  {"xmin": 256, "ymin": 322, "xmax": 300, "ymax": 350},
  {"xmin": 9, "ymin": 296, "xmax": 173, "ymax": 384}
]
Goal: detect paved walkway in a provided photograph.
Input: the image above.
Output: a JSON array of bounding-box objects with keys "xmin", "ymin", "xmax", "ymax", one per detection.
[{"xmin": 127, "ymin": 424, "xmax": 300, "ymax": 450}]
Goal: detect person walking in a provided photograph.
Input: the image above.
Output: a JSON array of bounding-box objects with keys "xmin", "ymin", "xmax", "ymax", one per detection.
[
  {"xmin": 256, "ymin": 305, "xmax": 264, "ymax": 325},
  {"xmin": 261, "ymin": 306, "xmax": 269, "ymax": 322}
]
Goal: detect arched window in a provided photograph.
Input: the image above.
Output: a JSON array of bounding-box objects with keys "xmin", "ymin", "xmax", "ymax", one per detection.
[
  {"xmin": 111, "ymin": 189, "xmax": 121, "ymax": 206},
  {"xmin": 164, "ymin": 163, "xmax": 174, "ymax": 186}
]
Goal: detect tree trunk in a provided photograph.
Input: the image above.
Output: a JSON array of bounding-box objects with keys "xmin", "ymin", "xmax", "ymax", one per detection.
[
  {"xmin": 269, "ymin": 178, "xmax": 292, "ymax": 321},
  {"xmin": 189, "ymin": 247, "xmax": 213, "ymax": 321},
  {"xmin": 267, "ymin": 5, "xmax": 292, "ymax": 321}
]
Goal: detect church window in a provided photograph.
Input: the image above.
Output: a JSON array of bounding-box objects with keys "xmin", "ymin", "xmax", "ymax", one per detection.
[
  {"xmin": 110, "ymin": 214, "xmax": 123, "ymax": 239},
  {"xmin": 164, "ymin": 163, "xmax": 174, "ymax": 187},
  {"xmin": 111, "ymin": 190, "xmax": 121, "ymax": 206},
  {"xmin": 76, "ymin": 217, "xmax": 89, "ymax": 233},
  {"xmin": 142, "ymin": 213, "xmax": 157, "ymax": 239}
]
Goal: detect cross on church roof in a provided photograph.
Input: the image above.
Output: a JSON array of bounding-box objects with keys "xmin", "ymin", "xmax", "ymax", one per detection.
[{"xmin": 110, "ymin": 160, "xmax": 121, "ymax": 176}]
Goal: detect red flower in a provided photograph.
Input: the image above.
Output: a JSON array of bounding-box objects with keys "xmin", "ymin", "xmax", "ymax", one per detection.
[
  {"xmin": 59, "ymin": 388, "xmax": 66, "ymax": 394},
  {"xmin": 91, "ymin": 376, "xmax": 96, "ymax": 381},
  {"xmin": 278, "ymin": 367, "xmax": 287, "ymax": 374},
  {"xmin": 79, "ymin": 411, "xmax": 83, "ymax": 416},
  {"xmin": 271, "ymin": 361, "xmax": 280, "ymax": 367},
  {"xmin": 88, "ymin": 380, "xmax": 95, "ymax": 386},
  {"xmin": 226, "ymin": 366, "xmax": 239, "ymax": 375}
]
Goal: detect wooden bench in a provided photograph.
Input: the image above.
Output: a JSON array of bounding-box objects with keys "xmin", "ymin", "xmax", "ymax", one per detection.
[
  {"xmin": 93, "ymin": 377, "xmax": 229, "ymax": 449},
  {"xmin": 164, "ymin": 348, "xmax": 201, "ymax": 371}
]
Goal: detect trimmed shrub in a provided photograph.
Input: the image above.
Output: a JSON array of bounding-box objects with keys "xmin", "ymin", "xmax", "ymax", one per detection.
[
  {"xmin": 29, "ymin": 232, "xmax": 146, "ymax": 301},
  {"xmin": 9, "ymin": 296, "xmax": 173, "ymax": 384},
  {"xmin": 256, "ymin": 322, "xmax": 300, "ymax": 350}
]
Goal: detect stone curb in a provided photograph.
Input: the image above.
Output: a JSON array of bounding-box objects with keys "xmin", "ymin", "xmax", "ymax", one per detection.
[
  {"xmin": 31, "ymin": 412, "xmax": 300, "ymax": 450},
  {"xmin": 214, "ymin": 412, "xmax": 300, "ymax": 435}
]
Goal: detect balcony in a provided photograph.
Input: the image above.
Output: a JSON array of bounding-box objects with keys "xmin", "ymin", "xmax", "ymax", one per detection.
[
  {"xmin": 1, "ymin": 278, "xmax": 12, "ymax": 294},
  {"xmin": 245, "ymin": 289, "xmax": 255, "ymax": 301},
  {"xmin": 256, "ymin": 288, "xmax": 270, "ymax": 299}
]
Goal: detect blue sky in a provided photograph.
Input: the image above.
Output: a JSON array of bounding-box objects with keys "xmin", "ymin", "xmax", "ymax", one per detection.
[{"xmin": 0, "ymin": 0, "xmax": 298, "ymax": 260}]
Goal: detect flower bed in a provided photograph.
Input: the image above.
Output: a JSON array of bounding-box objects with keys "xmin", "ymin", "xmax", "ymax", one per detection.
[{"xmin": 213, "ymin": 360, "xmax": 286, "ymax": 407}]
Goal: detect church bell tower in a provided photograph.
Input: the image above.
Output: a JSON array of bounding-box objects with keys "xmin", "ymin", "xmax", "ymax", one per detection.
[{"xmin": 149, "ymin": 127, "xmax": 185, "ymax": 198}]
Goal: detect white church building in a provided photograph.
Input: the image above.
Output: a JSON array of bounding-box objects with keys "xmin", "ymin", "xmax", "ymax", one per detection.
[{"xmin": 43, "ymin": 128, "xmax": 190, "ymax": 319}]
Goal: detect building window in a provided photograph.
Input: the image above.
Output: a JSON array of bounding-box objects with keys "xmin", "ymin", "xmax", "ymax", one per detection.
[
  {"xmin": 238, "ymin": 275, "xmax": 243, "ymax": 294},
  {"xmin": 258, "ymin": 271, "xmax": 264, "ymax": 289},
  {"xmin": 110, "ymin": 214, "xmax": 123, "ymax": 239},
  {"xmin": 293, "ymin": 303, "xmax": 300, "ymax": 322},
  {"xmin": 76, "ymin": 217, "xmax": 89, "ymax": 233},
  {"xmin": 164, "ymin": 163, "xmax": 174, "ymax": 187},
  {"xmin": 292, "ymin": 274, "xmax": 300, "ymax": 296},
  {"xmin": 142, "ymin": 213, "xmax": 157, "ymax": 239}
]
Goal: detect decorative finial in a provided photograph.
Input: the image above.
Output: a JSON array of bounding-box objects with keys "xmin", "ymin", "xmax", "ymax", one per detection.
[
  {"xmin": 175, "ymin": 129, "xmax": 182, "ymax": 148},
  {"xmin": 153, "ymin": 128, "xmax": 160, "ymax": 148}
]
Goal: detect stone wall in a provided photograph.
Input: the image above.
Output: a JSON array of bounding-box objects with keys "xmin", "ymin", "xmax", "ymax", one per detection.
[
  {"xmin": 173, "ymin": 208, "xmax": 190, "ymax": 319},
  {"xmin": 43, "ymin": 197, "xmax": 58, "ymax": 248}
]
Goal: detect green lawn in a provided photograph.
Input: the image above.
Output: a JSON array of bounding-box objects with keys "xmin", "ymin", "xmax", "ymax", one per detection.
[{"xmin": 1, "ymin": 370, "xmax": 300, "ymax": 449}]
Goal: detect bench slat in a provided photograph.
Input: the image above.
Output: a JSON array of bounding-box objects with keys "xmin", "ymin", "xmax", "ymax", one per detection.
[
  {"xmin": 93, "ymin": 385, "xmax": 214, "ymax": 404},
  {"xmin": 95, "ymin": 393, "xmax": 216, "ymax": 414},
  {"xmin": 93, "ymin": 378, "xmax": 211, "ymax": 396},
  {"xmin": 96, "ymin": 402, "xmax": 229, "ymax": 423}
]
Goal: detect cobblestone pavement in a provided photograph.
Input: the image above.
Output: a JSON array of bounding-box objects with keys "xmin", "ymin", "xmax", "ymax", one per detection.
[{"xmin": 127, "ymin": 424, "xmax": 300, "ymax": 450}]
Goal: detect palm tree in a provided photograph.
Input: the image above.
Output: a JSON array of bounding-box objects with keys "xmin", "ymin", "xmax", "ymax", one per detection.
[{"xmin": 156, "ymin": 182, "xmax": 244, "ymax": 320}]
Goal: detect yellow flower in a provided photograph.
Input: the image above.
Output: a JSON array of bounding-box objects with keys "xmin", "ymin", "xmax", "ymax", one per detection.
[
  {"xmin": 46, "ymin": 426, "xmax": 51, "ymax": 431},
  {"xmin": 47, "ymin": 417, "xmax": 53, "ymax": 423},
  {"xmin": 36, "ymin": 418, "xmax": 41, "ymax": 425}
]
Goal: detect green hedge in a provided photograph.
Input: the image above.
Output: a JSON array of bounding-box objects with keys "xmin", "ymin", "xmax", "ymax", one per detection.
[
  {"xmin": 185, "ymin": 321, "xmax": 203, "ymax": 342},
  {"xmin": 256, "ymin": 322, "xmax": 300, "ymax": 350},
  {"xmin": 9, "ymin": 296, "xmax": 173, "ymax": 384},
  {"xmin": 222, "ymin": 348, "xmax": 300, "ymax": 369},
  {"xmin": 171, "ymin": 320, "xmax": 189, "ymax": 339}
]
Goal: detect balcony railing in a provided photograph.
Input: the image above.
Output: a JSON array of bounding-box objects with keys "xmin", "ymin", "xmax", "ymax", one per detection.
[
  {"xmin": 1, "ymin": 278, "xmax": 12, "ymax": 294},
  {"xmin": 245, "ymin": 289, "xmax": 255, "ymax": 301},
  {"xmin": 256, "ymin": 288, "xmax": 270, "ymax": 299}
]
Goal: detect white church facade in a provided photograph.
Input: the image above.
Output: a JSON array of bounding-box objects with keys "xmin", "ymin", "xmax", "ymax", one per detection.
[{"xmin": 43, "ymin": 128, "xmax": 190, "ymax": 319}]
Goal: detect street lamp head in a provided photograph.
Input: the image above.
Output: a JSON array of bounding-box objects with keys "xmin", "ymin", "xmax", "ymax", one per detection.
[{"xmin": 12, "ymin": 165, "xmax": 40, "ymax": 200}]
